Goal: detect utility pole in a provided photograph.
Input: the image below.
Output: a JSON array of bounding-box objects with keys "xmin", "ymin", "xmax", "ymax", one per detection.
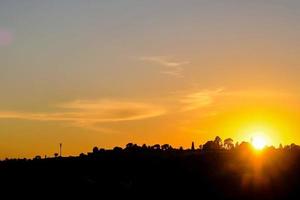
[{"xmin": 59, "ymin": 143, "xmax": 62, "ymax": 157}]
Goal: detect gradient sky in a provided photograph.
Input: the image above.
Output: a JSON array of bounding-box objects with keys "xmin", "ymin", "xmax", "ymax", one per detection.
[{"xmin": 1, "ymin": 0, "xmax": 300, "ymax": 158}]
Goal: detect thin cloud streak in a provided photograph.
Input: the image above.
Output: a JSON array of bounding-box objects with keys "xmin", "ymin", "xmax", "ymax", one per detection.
[
  {"xmin": 139, "ymin": 56, "xmax": 189, "ymax": 77},
  {"xmin": 0, "ymin": 99, "xmax": 166, "ymax": 131},
  {"xmin": 140, "ymin": 56, "xmax": 189, "ymax": 67},
  {"xmin": 180, "ymin": 88, "xmax": 224, "ymax": 111},
  {"xmin": 180, "ymin": 88, "xmax": 294, "ymax": 112}
]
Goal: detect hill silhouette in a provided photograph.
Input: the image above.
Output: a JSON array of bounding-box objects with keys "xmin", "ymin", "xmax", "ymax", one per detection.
[{"xmin": 1, "ymin": 136, "xmax": 300, "ymax": 199}]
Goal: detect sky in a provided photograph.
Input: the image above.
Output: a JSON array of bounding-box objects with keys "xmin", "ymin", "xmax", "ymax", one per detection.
[{"xmin": 1, "ymin": 0, "xmax": 300, "ymax": 158}]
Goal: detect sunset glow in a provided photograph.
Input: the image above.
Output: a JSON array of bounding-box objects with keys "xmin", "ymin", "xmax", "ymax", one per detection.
[
  {"xmin": 1, "ymin": 1, "xmax": 300, "ymax": 159},
  {"xmin": 251, "ymin": 135, "xmax": 267, "ymax": 150}
]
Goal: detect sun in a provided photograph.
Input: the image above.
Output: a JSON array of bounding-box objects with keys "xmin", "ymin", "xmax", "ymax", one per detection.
[{"xmin": 251, "ymin": 135, "xmax": 267, "ymax": 150}]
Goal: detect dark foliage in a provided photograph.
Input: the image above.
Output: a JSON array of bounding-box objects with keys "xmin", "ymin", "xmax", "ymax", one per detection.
[{"xmin": 1, "ymin": 138, "xmax": 300, "ymax": 199}]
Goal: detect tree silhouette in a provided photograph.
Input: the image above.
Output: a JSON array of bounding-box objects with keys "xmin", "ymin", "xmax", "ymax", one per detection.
[
  {"xmin": 214, "ymin": 136, "xmax": 222, "ymax": 149},
  {"xmin": 93, "ymin": 147, "xmax": 99, "ymax": 153},
  {"xmin": 224, "ymin": 138, "xmax": 234, "ymax": 150},
  {"xmin": 34, "ymin": 155, "xmax": 41, "ymax": 160},
  {"xmin": 152, "ymin": 144, "xmax": 161, "ymax": 150},
  {"xmin": 2, "ymin": 135, "xmax": 300, "ymax": 200},
  {"xmin": 237, "ymin": 141, "xmax": 252, "ymax": 151},
  {"xmin": 235, "ymin": 142, "xmax": 239, "ymax": 148},
  {"xmin": 126, "ymin": 143, "xmax": 134, "ymax": 149},
  {"xmin": 113, "ymin": 146, "xmax": 122, "ymax": 152},
  {"xmin": 203, "ymin": 141, "xmax": 218, "ymax": 151},
  {"xmin": 191, "ymin": 142, "xmax": 195, "ymax": 151},
  {"xmin": 79, "ymin": 153, "xmax": 85, "ymax": 157},
  {"xmin": 162, "ymin": 144, "xmax": 172, "ymax": 151}
]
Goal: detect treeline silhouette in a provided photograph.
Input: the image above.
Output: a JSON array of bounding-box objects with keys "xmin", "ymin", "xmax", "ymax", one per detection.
[{"xmin": 1, "ymin": 136, "xmax": 300, "ymax": 199}]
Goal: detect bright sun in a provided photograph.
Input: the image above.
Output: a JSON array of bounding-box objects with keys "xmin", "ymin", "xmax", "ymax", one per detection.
[{"xmin": 251, "ymin": 135, "xmax": 267, "ymax": 150}]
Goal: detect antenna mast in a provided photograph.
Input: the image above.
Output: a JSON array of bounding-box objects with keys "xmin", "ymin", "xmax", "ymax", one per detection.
[{"xmin": 59, "ymin": 143, "xmax": 62, "ymax": 157}]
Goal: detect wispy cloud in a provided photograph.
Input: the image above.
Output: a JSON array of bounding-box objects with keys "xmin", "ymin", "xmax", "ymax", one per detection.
[
  {"xmin": 180, "ymin": 88, "xmax": 294, "ymax": 112},
  {"xmin": 0, "ymin": 99, "xmax": 166, "ymax": 131},
  {"xmin": 139, "ymin": 56, "xmax": 190, "ymax": 77},
  {"xmin": 180, "ymin": 88, "xmax": 224, "ymax": 111},
  {"xmin": 140, "ymin": 56, "xmax": 189, "ymax": 67}
]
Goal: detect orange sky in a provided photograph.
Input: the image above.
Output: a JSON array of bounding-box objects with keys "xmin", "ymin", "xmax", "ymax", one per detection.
[{"xmin": 1, "ymin": 0, "xmax": 300, "ymax": 158}]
